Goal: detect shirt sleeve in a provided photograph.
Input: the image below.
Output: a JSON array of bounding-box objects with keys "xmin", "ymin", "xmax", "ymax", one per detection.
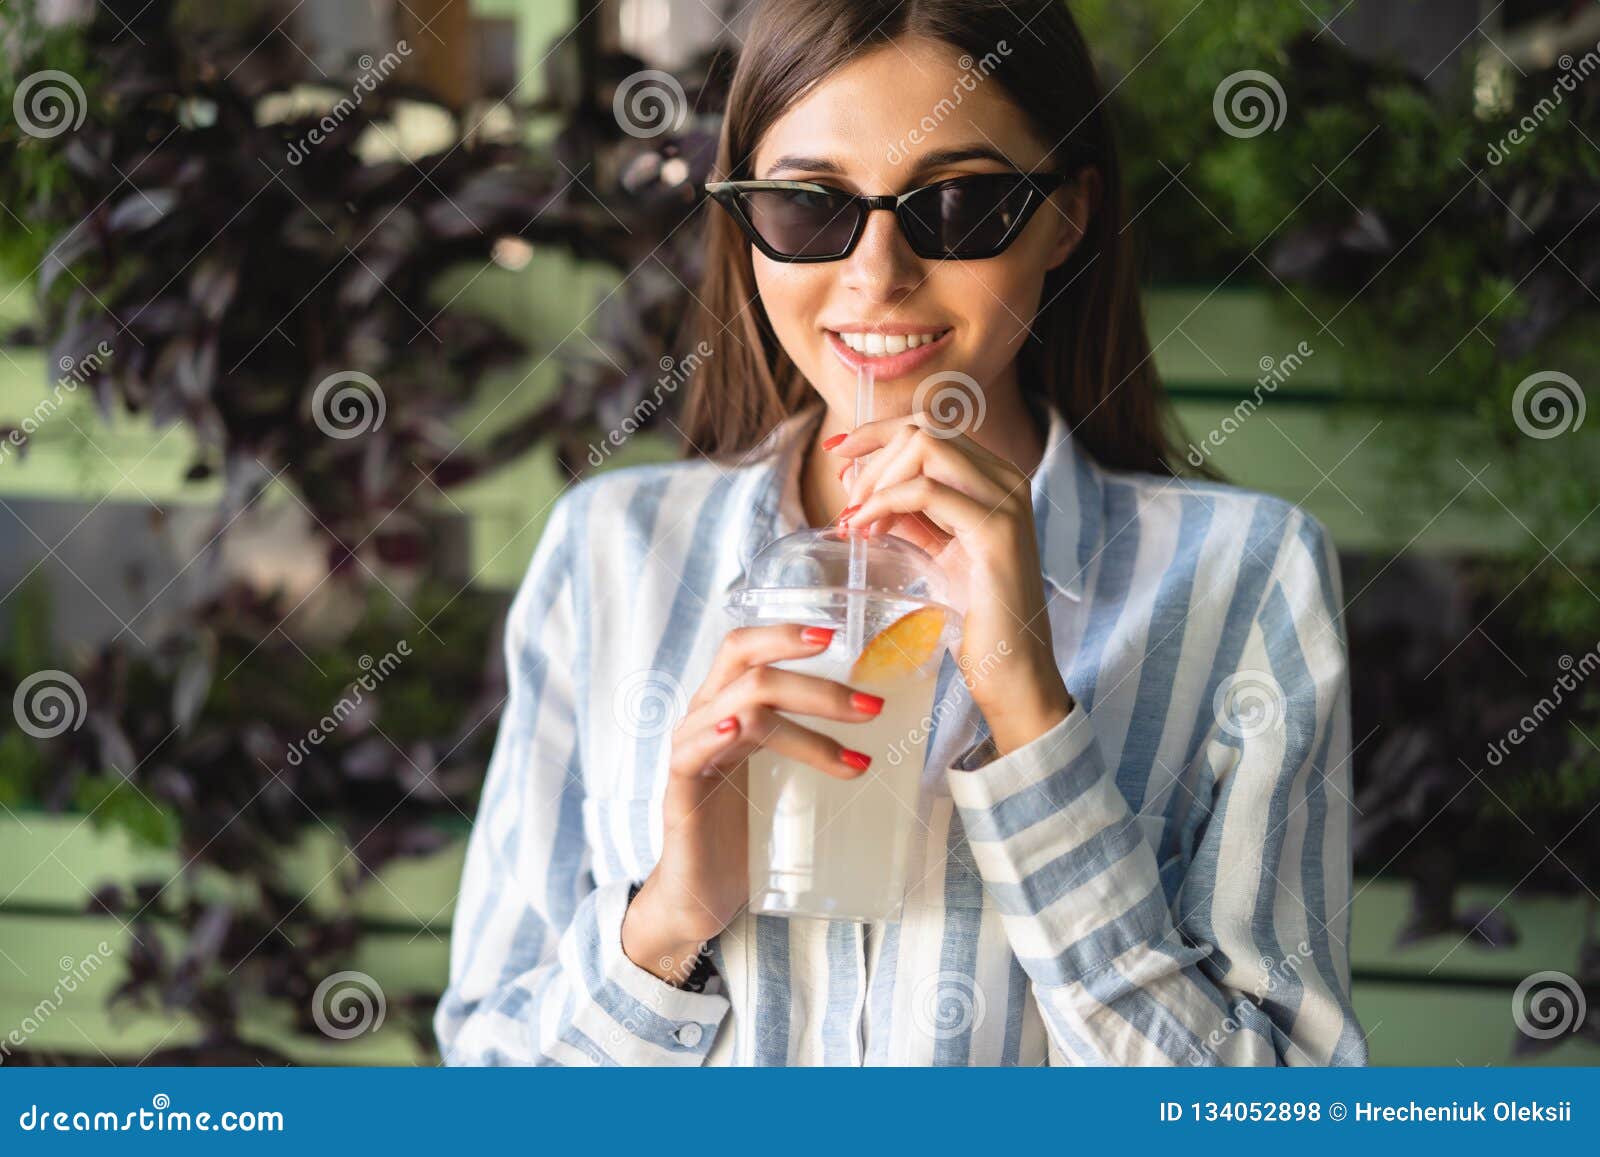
[
  {"xmin": 435, "ymin": 489, "xmax": 730, "ymax": 1065},
  {"xmin": 946, "ymin": 509, "xmax": 1367, "ymax": 1066}
]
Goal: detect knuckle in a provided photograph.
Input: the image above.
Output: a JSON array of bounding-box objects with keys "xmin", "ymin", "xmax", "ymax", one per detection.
[{"xmin": 748, "ymin": 664, "xmax": 780, "ymax": 698}]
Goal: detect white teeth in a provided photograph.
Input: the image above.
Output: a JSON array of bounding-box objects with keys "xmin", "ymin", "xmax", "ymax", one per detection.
[{"xmin": 833, "ymin": 330, "xmax": 945, "ymax": 356}]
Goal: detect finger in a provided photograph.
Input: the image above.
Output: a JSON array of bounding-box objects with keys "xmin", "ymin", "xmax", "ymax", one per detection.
[
  {"xmin": 844, "ymin": 423, "xmax": 920, "ymax": 509},
  {"xmin": 822, "ymin": 412, "xmax": 930, "ymax": 458},
  {"xmin": 668, "ymin": 711, "xmax": 750, "ymax": 779},
  {"xmin": 849, "ymin": 428, "xmax": 1013, "ymax": 519},
  {"xmin": 694, "ymin": 623, "xmax": 835, "ymax": 705},
  {"xmin": 824, "ymin": 408, "xmax": 1003, "ymax": 461},
  {"xmin": 849, "ymin": 475, "xmax": 997, "ymax": 542},
  {"xmin": 726, "ymin": 708, "xmax": 872, "ymax": 780},
  {"xmin": 684, "ymin": 665, "xmax": 884, "ymax": 736}
]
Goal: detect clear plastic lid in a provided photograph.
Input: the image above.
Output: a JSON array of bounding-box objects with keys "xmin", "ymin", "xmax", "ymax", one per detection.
[{"xmin": 725, "ymin": 526, "xmax": 958, "ymax": 617}]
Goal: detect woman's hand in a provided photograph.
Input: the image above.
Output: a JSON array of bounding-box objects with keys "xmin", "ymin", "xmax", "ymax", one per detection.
[
  {"xmin": 621, "ymin": 623, "xmax": 885, "ymax": 985},
  {"xmin": 828, "ymin": 412, "xmax": 1073, "ymax": 756}
]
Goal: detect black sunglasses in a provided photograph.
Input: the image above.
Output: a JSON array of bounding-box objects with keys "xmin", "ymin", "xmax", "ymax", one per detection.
[{"xmin": 704, "ymin": 170, "xmax": 1076, "ymax": 262}]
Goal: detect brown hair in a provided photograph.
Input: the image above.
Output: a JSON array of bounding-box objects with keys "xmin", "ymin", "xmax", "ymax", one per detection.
[{"xmin": 680, "ymin": 0, "xmax": 1195, "ymax": 478}]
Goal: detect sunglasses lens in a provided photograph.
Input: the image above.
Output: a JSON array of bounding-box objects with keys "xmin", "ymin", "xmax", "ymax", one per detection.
[
  {"xmin": 739, "ymin": 188, "xmax": 860, "ymax": 259},
  {"xmin": 902, "ymin": 174, "xmax": 1037, "ymax": 257}
]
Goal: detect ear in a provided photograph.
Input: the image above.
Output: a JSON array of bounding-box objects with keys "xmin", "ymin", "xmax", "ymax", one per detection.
[{"xmin": 1044, "ymin": 167, "xmax": 1100, "ymax": 272}]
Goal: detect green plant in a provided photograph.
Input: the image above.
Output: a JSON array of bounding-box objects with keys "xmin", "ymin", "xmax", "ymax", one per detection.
[{"xmin": 0, "ymin": 0, "xmax": 555, "ymax": 1061}]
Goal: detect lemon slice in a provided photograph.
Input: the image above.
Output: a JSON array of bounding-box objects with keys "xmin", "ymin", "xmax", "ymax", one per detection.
[{"xmin": 849, "ymin": 606, "xmax": 947, "ymax": 684}]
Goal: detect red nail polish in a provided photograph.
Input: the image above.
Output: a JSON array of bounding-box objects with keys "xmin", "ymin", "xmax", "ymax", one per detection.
[
  {"xmin": 822, "ymin": 433, "xmax": 848, "ymax": 450},
  {"xmin": 838, "ymin": 463, "xmax": 850, "ymax": 482},
  {"xmin": 801, "ymin": 626, "xmax": 834, "ymax": 646},
  {"xmin": 838, "ymin": 503, "xmax": 861, "ymax": 522},
  {"xmin": 715, "ymin": 717, "xmax": 739, "ymax": 734},
  {"xmin": 840, "ymin": 749, "xmax": 871, "ymax": 771},
  {"xmin": 851, "ymin": 692, "xmax": 884, "ymax": 714}
]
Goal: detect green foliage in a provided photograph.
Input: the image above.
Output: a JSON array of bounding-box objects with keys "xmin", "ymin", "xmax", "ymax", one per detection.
[
  {"xmin": 0, "ymin": 1, "xmax": 100, "ymax": 282},
  {"xmin": 73, "ymin": 775, "xmax": 181, "ymax": 848},
  {"xmin": 1078, "ymin": 0, "xmax": 1600, "ymax": 642}
]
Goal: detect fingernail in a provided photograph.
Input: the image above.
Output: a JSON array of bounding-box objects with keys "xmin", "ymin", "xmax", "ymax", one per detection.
[
  {"xmin": 715, "ymin": 716, "xmax": 739, "ymax": 734},
  {"xmin": 801, "ymin": 626, "xmax": 834, "ymax": 646},
  {"xmin": 838, "ymin": 462, "xmax": 850, "ymax": 482},
  {"xmin": 850, "ymin": 691, "xmax": 884, "ymax": 714},
  {"xmin": 822, "ymin": 433, "xmax": 848, "ymax": 450},
  {"xmin": 839, "ymin": 749, "xmax": 871, "ymax": 771},
  {"xmin": 838, "ymin": 503, "xmax": 861, "ymax": 523}
]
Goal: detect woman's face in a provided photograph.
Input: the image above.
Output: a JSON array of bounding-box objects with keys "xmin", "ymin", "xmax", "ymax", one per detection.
[{"xmin": 747, "ymin": 34, "xmax": 1093, "ymax": 420}]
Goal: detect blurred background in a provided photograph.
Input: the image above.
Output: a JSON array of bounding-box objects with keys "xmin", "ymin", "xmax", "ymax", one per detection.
[{"xmin": 0, "ymin": 0, "xmax": 1596, "ymax": 1066}]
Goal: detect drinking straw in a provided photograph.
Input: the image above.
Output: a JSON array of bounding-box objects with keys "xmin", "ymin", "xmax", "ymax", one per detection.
[{"xmin": 845, "ymin": 362, "xmax": 874, "ymax": 659}]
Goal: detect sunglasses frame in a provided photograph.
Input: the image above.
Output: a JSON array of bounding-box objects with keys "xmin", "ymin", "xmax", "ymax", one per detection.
[{"xmin": 703, "ymin": 169, "xmax": 1077, "ymax": 263}]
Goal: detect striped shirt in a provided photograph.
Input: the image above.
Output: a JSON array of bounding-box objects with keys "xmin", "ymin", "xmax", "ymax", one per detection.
[{"xmin": 435, "ymin": 399, "xmax": 1368, "ymax": 1066}]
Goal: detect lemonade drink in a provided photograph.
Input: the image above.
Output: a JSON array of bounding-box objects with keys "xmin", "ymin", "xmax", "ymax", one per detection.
[
  {"xmin": 746, "ymin": 641, "xmax": 941, "ymax": 922},
  {"xmin": 727, "ymin": 526, "xmax": 960, "ymax": 923}
]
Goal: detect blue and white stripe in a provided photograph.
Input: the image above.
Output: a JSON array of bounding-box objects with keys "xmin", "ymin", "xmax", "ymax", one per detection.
[{"xmin": 436, "ymin": 400, "xmax": 1368, "ymax": 1066}]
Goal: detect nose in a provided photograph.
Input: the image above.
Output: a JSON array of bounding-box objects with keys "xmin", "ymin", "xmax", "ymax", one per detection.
[{"xmin": 837, "ymin": 206, "xmax": 922, "ymax": 301}]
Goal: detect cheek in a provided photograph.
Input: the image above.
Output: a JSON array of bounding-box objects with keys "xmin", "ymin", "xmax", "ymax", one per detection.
[
  {"xmin": 955, "ymin": 261, "xmax": 1046, "ymax": 349},
  {"xmin": 752, "ymin": 259, "xmax": 827, "ymax": 344}
]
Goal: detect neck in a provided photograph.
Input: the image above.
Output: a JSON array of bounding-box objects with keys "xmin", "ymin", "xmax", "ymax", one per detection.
[{"xmin": 799, "ymin": 372, "xmax": 1048, "ymax": 529}]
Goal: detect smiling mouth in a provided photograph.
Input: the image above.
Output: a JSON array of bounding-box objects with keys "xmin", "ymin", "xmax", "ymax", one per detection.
[{"xmin": 826, "ymin": 328, "xmax": 952, "ymax": 357}]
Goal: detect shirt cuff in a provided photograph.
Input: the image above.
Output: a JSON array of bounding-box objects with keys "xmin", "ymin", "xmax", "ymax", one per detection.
[
  {"xmin": 945, "ymin": 700, "xmax": 1103, "ymax": 834},
  {"xmin": 557, "ymin": 879, "xmax": 729, "ymax": 1064}
]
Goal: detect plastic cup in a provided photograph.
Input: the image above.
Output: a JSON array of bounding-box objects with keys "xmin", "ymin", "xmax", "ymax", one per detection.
[{"xmin": 726, "ymin": 526, "xmax": 961, "ymax": 922}]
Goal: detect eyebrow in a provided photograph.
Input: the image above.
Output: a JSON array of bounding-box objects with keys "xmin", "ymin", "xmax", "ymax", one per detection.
[{"xmin": 759, "ymin": 144, "xmax": 1018, "ymax": 182}]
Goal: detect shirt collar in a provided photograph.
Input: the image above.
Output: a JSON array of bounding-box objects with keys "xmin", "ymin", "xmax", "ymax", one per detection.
[{"xmin": 718, "ymin": 398, "xmax": 1102, "ymax": 605}]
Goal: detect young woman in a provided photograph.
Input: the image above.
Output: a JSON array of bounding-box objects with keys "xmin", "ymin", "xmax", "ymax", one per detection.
[{"xmin": 437, "ymin": 0, "xmax": 1368, "ymax": 1066}]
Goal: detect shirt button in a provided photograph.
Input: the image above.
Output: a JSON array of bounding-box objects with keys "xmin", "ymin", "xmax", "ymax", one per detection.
[{"xmin": 674, "ymin": 1022, "xmax": 704, "ymax": 1048}]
